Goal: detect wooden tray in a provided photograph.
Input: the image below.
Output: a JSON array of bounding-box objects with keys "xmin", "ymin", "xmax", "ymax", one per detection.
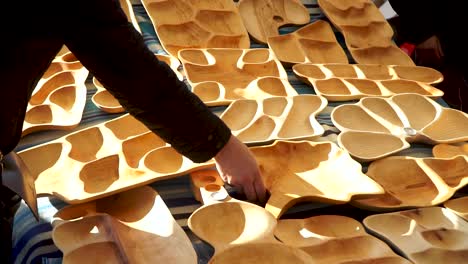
[
  {"xmin": 188, "ymin": 170, "xmax": 313, "ymax": 263},
  {"xmin": 238, "ymin": 0, "xmax": 310, "ymax": 44},
  {"xmin": 433, "ymin": 143, "xmax": 468, "ymax": 158},
  {"xmin": 275, "ymin": 215, "xmax": 411, "ymax": 263},
  {"xmin": 249, "ymin": 140, "xmax": 384, "ymax": 218},
  {"xmin": 352, "ymin": 156, "xmax": 468, "ymax": 211},
  {"xmin": 141, "ymin": 0, "xmax": 250, "ymax": 58},
  {"xmin": 363, "ymin": 207, "xmax": 468, "ymax": 264},
  {"xmin": 179, "ymin": 48, "xmax": 297, "ymax": 106},
  {"xmin": 293, "ymin": 63, "xmax": 444, "ymax": 101},
  {"xmin": 331, "ymin": 93, "xmax": 468, "ymax": 161},
  {"xmin": 52, "ymin": 186, "xmax": 196, "ymax": 263},
  {"xmin": 18, "ymin": 114, "xmax": 214, "ymax": 204},
  {"xmin": 91, "ymin": 54, "xmax": 182, "ymax": 113},
  {"xmin": 220, "ymin": 95, "xmax": 327, "ymax": 145},
  {"xmin": 23, "ymin": 52, "xmax": 89, "ymax": 136},
  {"xmin": 267, "ymin": 20, "xmax": 348, "ymax": 66},
  {"xmin": 444, "ymin": 196, "xmax": 468, "ymax": 221},
  {"xmin": 318, "ymin": 0, "xmax": 414, "ymax": 65}
]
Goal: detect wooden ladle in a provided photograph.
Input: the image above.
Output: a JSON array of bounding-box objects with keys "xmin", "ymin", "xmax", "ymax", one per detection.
[{"xmin": 188, "ymin": 170, "xmax": 314, "ymax": 263}]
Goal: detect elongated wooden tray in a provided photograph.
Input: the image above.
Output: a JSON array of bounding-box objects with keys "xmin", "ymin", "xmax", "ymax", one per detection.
[
  {"xmin": 238, "ymin": 0, "xmax": 310, "ymax": 44},
  {"xmin": 444, "ymin": 196, "xmax": 468, "ymax": 221},
  {"xmin": 267, "ymin": 20, "xmax": 348, "ymax": 66},
  {"xmin": 188, "ymin": 170, "xmax": 313, "ymax": 263},
  {"xmin": 363, "ymin": 207, "xmax": 468, "ymax": 264},
  {"xmin": 433, "ymin": 143, "xmax": 468, "ymax": 159},
  {"xmin": 22, "ymin": 52, "xmax": 88, "ymax": 136},
  {"xmin": 352, "ymin": 156, "xmax": 468, "ymax": 211},
  {"xmin": 220, "ymin": 95, "xmax": 327, "ymax": 145},
  {"xmin": 249, "ymin": 140, "xmax": 384, "ymax": 218},
  {"xmin": 275, "ymin": 215, "xmax": 411, "ymax": 263},
  {"xmin": 18, "ymin": 114, "xmax": 214, "ymax": 204},
  {"xmin": 318, "ymin": 0, "xmax": 414, "ymax": 65},
  {"xmin": 179, "ymin": 48, "xmax": 297, "ymax": 106},
  {"xmin": 141, "ymin": 0, "xmax": 249, "ymax": 58},
  {"xmin": 52, "ymin": 186, "xmax": 197, "ymax": 263},
  {"xmin": 294, "ymin": 63, "xmax": 444, "ymax": 101},
  {"xmin": 91, "ymin": 54, "xmax": 182, "ymax": 113},
  {"xmin": 331, "ymin": 93, "xmax": 468, "ymax": 161}
]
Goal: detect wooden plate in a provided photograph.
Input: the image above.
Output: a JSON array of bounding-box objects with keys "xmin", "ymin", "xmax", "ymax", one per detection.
[
  {"xmin": 433, "ymin": 143, "xmax": 468, "ymax": 159},
  {"xmin": 363, "ymin": 207, "xmax": 468, "ymax": 264},
  {"xmin": 91, "ymin": 54, "xmax": 182, "ymax": 113},
  {"xmin": 331, "ymin": 93, "xmax": 468, "ymax": 161},
  {"xmin": 52, "ymin": 186, "xmax": 196, "ymax": 263},
  {"xmin": 179, "ymin": 48, "xmax": 297, "ymax": 106},
  {"xmin": 22, "ymin": 52, "xmax": 88, "ymax": 136},
  {"xmin": 293, "ymin": 63, "xmax": 444, "ymax": 101},
  {"xmin": 352, "ymin": 156, "xmax": 468, "ymax": 211},
  {"xmin": 275, "ymin": 215, "xmax": 411, "ymax": 263},
  {"xmin": 141, "ymin": 0, "xmax": 249, "ymax": 58},
  {"xmin": 250, "ymin": 140, "xmax": 384, "ymax": 218},
  {"xmin": 267, "ymin": 20, "xmax": 348, "ymax": 66},
  {"xmin": 18, "ymin": 114, "xmax": 214, "ymax": 204},
  {"xmin": 444, "ymin": 196, "xmax": 468, "ymax": 221},
  {"xmin": 238, "ymin": 0, "xmax": 309, "ymax": 44},
  {"xmin": 220, "ymin": 95, "xmax": 327, "ymax": 145}
]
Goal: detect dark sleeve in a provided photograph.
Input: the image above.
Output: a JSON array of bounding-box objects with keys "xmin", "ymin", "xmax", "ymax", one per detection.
[{"xmin": 61, "ymin": 0, "xmax": 231, "ymax": 162}]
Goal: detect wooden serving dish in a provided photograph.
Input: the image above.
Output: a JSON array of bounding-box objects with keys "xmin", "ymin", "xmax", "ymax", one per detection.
[
  {"xmin": 23, "ymin": 52, "xmax": 89, "ymax": 136},
  {"xmin": 141, "ymin": 0, "xmax": 249, "ymax": 58},
  {"xmin": 275, "ymin": 215, "xmax": 411, "ymax": 263},
  {"xmin": 18, "ymin": 114, "xmax": 214, "ymax": 204},
  {"xmin": 238, "ymin": 0, "xmax": 310, "ymax": 44},
  {"xmin": 52, "ymin": 186, "xmax": 196, "ymax": 263},
  {"xmin": 293, "ymin": 63, "xmax": 444, "ymax": 101},
  {"xmin": 220, "ymin": 95, "xmax": 327, "ymax": 145},
  {"xmin": 249, "ymin": 140, "xmax": 384, "ymax": 218},
  {"xmin": 363, "ymin": 207, "xmax": 468, "ymax": 264},
  {"xmin": 331, "ymin": 93, "xmax": 468, "ymax": 161},
  {"xmin": 91, "ymin": 54, "xmax": 182, "ymax": 113},
  {"xmin": 352, "ymin": 156, "xmax": 468, "ymax": 211},
  {"xmin": 267, "ymin": 20, "xmax": 348, "ymax": 66},
  {"xmin": 444, "ymin": 196, "xmax": 468, "ymax": 221},
  {"xmin": 433, "ymin": 143, "xmax": 468, "ymax": 158},
  {"xmin": 188, "ymin": 170, "xmax": 313, "ymax": 263},
  {"xmin": 318, "ymin": 0, "xmax": 414, "ymax": 65},
  {"xmin": 179, "ymin": 48, "xmax": 297, "ymax": 106}
]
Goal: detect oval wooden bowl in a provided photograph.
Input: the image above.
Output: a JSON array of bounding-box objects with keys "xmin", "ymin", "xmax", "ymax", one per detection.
[
  {"xmin": 363, "ymin": 207, "xmax": 468, "ymax": 264},
  {"xmin": 275, "ymin": 215, "xmax": 411, "ymax": 263},
  {"xmin": 444, "ymin": 196, "xmax": 468, "ymax": 221},
  {"xmin": 179, "ymin": 48, "xmax": 296, "ymax": 106},
  {"xmin": 331, "ymin": 93, "xmax": 468, "ymax": 161},
  {"xmin": 141, "ymin": 0, "xmax": 249, "ymax": 58},
  {"xmin": 220, "ymin": 95, "xmax": 327, "ymax": 145},
  {"xmin": 267, "ymin": 20, "xmax": 348, "ymax": 66},
  {"xmin": 52, "ymin": 186, "xmax": 197, "ymax": 264},
  {"xmin": 238, "ymin": 0, "xmax": 310, "ymax": 44},
  {"xmin": 352, "ymin": 156, "xmax": 468, "ymax": 211}
]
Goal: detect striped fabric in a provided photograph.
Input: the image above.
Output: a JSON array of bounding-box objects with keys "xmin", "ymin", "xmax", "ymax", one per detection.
[{"xmin": 11, "ymin": 1, "xmax": 441, "ymax": 264}]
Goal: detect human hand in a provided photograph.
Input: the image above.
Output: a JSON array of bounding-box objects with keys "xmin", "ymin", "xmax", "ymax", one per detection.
[{"xmin": 214, "ymin": 135, "xmax": 267, "ymax": 203}]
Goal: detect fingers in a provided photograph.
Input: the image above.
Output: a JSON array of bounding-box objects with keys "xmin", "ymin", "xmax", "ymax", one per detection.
[
  {"xmin": 242, "ymin": 181, "xmax": 257, "ymax": 202},
  {"xmin": 254, "ymin": 177, "xmax": 267, "ymax": 204}
]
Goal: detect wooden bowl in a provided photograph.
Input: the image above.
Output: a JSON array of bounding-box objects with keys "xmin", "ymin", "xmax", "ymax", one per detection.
[
  {"xmin": 433, "ymin": 143, "xmax": 468, "ymax": 158},
  {"xmin": 220, "ymin": 95, "xmax": 327, "ymax": 145},
  {"xmin": 18, "ymin": 114, "xmax": 214, "ymax": 204},
  {"xmin": 23, "ymin": 55, "xmax": 89, "ymax": 136},
  {"xmin": 179, "ymin": 48, "xmax": 297, "ymax": 106},
  {"xmin": 331, "ymin": 93, "xmax": 468, "ymax": 161},
  {"xmin": 275, "ymin": 215, "xmax": 411, "ymax": 263},
  {"xmin": 238, "ymin": 0, "xmax": 310, "ymax": 44},
  {"xmin": 91, "ymin": 54, "xmax": 182, "ymax": 113},
  {"xmin": 267, "ymin": 20, "xmax": 348, "ymax": 66},
  {"xmin": 444, "ymin": 196, "xmax": 468, "ymax": 221},
  {"xmin": 141, "ymin": 0, "xmax": 249, "ymax": 58},
  {"xmin": 352, "ymin": 156, "xmax": 468, "ymax": 211},
  {"xmin": 363, "ymin": 207, "xmax": 468, "ymax": 264},
  {"xmin": 249, "ymin": 140, "xmax": 384, "ymax": 218},
  {"xmin": 52, "ymin": 186, "xmax": 196, "ymax": 263}
]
